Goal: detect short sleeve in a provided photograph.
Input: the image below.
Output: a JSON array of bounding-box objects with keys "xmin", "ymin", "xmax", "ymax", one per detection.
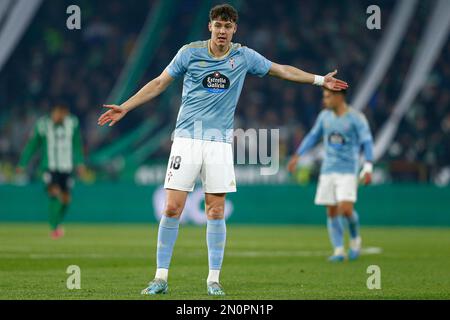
[
  {"xmin": 354, "ymin": 112, "xmax": 373, "ymax": 143},
  {"xmin": 242, "ymin": 47, "xmax": 272, "ymax": 77},
  {"xmin": 166, "ymin": 46, "xmax": 191, "ymax": 78}
]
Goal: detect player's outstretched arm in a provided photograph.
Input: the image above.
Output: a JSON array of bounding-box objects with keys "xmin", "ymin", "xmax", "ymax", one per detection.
[
  {"xmin": 98, "ymin": 70, "xmax": 174, "ymax": 127},
  {"xmin": 287, "ymin": 113, "xmax": 324, "ymax": 173},
  {"xmin": 287, "ymin": 132, "xmax": 319, "ymax": 174},
  {"xmin": 287, "ymin": 132, "xmax": 321, "ymax": 173},
  {"xmin": 359, "ymin": 140, "xmax": 374, "ymax": 185},
  {"xmin": 268, "ymin": 63, "xmax": 348, "ymax": 91},
  {"xmin": 17, "ymin": 124, "xmax": 42, "ymax": 172}
]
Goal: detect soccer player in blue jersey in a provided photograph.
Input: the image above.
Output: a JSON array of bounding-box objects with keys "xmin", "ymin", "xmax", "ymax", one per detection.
[
  {"xmin": 98, "ymin": 4, "xmax": 348, "ymax": 295},
  {"xmin": 287, "ymin": 88, "xmax": 373, "ymax": 262}
]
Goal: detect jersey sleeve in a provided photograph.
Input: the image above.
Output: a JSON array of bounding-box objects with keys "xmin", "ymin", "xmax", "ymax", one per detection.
[
  {"xmin": 72, "ymin": 118, "xmax": 84, "ymax": 167},
  {"xmin": 296, "ymin": 111, "xmax": 325, "ymax": 156},
  {"xmin": 18, "ymin": 123, "xmax": 42, "ymax": 168},
  {"xmin": 165, "ymin": 46, "xmax": 191, "ymax": 78},
  {"xmin": 242, "ymin": 47, "xmax": 272, "ymax": 77},
  {"xmin": 354, "ymin": 112, "xmax": 373, "ymax": 144}
]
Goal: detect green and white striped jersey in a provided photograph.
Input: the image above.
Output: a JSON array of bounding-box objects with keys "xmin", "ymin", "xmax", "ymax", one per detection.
[{"xmin": 19, "ymin": 115, "xmax": 84, "ymax": 173}]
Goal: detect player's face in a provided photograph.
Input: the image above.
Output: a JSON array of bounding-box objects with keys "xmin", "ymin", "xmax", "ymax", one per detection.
[
  {"xmin": 208, "ymin": 19, "xmax": 236, "ymax": 48},
  {"xmin": 51, "ymin": 108, "xmax": 68, "ymax": 124},
  {"xmin": 322, "ymin": 90, "xmax": 344, "ymax": 110},
  {"xmin": 322, "ymin": 90, "xmax": 336, "ymax": 109}
]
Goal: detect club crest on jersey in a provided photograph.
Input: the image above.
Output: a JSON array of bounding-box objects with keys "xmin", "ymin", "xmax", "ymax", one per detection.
[
  {"xmin": 202, "ymin": 71, "xmax": 230, "ymax": 93},
  {"xmin": 229, "ymin": 57, "xmax": 235, "ymax": 69},
  {"xmin": 328, "ymin": 131, "xmax": 346, "ymax": 149}
]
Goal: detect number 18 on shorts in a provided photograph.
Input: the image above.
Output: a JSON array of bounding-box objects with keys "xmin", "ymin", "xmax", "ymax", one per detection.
[{"xmin": 164, "ymin": 137, "xmax": 237, "ymax": 194}]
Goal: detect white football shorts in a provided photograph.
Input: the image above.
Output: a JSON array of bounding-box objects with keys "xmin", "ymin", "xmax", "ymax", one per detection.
[
  {"xmin": 314, "ymin": 173, "xmax": 358, "ymax": 205},
  {"xmin": 164, "ymin": 137, "xmax": 236, "ymax": 193}
]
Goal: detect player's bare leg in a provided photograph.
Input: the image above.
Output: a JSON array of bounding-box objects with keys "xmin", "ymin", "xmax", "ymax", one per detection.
[
  {"xmin": 205, "ymin": 193, "xmax": 226, "ymax": 296},
  {"xmin": 339, "ymin": 201, "xmax": 361, "ymax": 260},
  {"xmin": 142, "ymin": 189, "xmax": 188, "ymax": 295},
  {"xmin": 326, "ymin": 205, "xmax": 345, "ymax": 262}
]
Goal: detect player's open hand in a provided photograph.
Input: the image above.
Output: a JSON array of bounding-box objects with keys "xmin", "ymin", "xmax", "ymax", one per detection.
[
  {"xmin": 323, "ymin": 70, "xmax": 349, "ymax": 91},
  {"xmin": 359, "ymin": 162, "xmax": 373, "ymax": 185},
  {"xmin": 98, "ymin": 104, "xmax": 128, "ymax": 127},
  {"xmin": 77, "ymin": 164, "xmax": 87, "ymax": 178},
  {"xmin": 360, "ymin": 172, "xmax": 372, "ymax": 185},
  {"xmin": 287, "ymin": 155, "xmax": 300, "ymax": 174}
]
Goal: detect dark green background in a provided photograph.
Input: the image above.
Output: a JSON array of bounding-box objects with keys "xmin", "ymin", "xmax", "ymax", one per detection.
[{"xmin": 1, "ymin": 184, "xmax": 449, "ymax": 226}]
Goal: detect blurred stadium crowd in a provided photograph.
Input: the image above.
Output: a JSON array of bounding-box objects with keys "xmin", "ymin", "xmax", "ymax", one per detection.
[{"xmin": 0, "ymin": 0, "xmax": 448, "ymax": 184}]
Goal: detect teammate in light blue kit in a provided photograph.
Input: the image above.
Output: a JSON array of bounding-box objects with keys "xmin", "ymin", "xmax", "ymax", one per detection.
[
  {"xmin": 99, "ymin": 4, "xmax": 348, "ymax": 295},
  {"xmin": 288, "ymin": 88, "xmax": 374, "ymax": 262}
]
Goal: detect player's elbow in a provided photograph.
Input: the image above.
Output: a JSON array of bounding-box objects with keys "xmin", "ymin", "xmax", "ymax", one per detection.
[
  {"xmin": 153, "ymin": 77, "xmax": 164, "ymax": 91},
  {"xmin": 269, "ymin": 64, "xmax": 289, "ymax": 79},
  {"xmin": 144, "ymin": 77, "xmax": 166, "ymax": 100},
  {"xmin": 276, "ymin": 65, "xmax": 290, "ymax": 79}
]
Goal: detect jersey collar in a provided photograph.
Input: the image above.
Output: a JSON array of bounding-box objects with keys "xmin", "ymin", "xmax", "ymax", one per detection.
[{"xmin": 207, "ymin": 39, "xmax": 233, "ymax": 60}]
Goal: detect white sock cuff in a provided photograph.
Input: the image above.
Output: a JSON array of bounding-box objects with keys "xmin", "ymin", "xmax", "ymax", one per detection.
[
  {"xmin": 155, "ymin": 268, "xmax": 169, "ymax": 281},
  {"xmin": 207, "ymin": 269, "xmax": 220, "ymax": 283},
  {"xmin": 334, "ymin": 246, "xmax": 345, "ymax": 256}
]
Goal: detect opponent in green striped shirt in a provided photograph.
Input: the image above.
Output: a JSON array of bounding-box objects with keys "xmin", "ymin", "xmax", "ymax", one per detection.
[{"xmin": 17, "ymin": 104, "xmax": 85, "ymax": 239}]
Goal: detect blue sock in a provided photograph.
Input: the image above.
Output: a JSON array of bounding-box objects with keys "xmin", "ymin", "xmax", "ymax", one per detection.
[
  {"xmin": 206, "ymin": 219, "xmax": 226, "ymax": 271},
  {"xmin": 345, "ymin": 210, "xmax": 360, "ymax": 239},
  {"xmin": 327, "ymin": 216, "xmax": 344, "ymax": 250},
  {"xmin": 156, "ymin": 215, "xmax": 180, "ymax": 269}
]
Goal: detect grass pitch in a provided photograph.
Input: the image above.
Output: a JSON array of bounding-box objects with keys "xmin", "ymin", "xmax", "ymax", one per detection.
[{"xmin": 0, "ymin": 223, "xmax": 449, "ymax": 299}]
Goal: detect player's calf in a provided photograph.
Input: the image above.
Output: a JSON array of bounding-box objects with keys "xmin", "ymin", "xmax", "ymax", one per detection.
[
  {"xmin": 327, "ymin": 206, "xmax": 345, "ymax": 262},
  {"xmin": 348, "ymin": 236, "xmax": 362, "ymax": 261},
  {"xmin": 205, "ymin": 193, "xmax": 227, "ymax": 293},
  {"xmin": 339, "ymin": 205, "xmax": 361, "ymax": 260}
]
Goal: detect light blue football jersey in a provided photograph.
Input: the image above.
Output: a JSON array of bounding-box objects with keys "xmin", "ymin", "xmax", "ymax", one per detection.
[
  {"xmin": 166, "ymin": 40, "xmax": 272, "ymax": 143},
  {"xmin": 304, "ymin": 108, "xmax": 373, "ymax": 174}
]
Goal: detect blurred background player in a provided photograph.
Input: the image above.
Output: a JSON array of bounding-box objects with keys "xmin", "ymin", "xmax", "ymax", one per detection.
[
  {"xmin": 98, "ymin": 3, "xmax": 347, "ymax": 296},
  {"xmin": 17, "ymin": 104, "xmax": 86, "ymax": 239},
  {"xmin": 287, "ymin": 88, "xmax": 373, "ymax": 262}
]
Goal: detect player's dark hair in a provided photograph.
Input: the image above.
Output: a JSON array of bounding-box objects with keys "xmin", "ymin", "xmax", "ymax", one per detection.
[
  {"xmin": 324, "ymin": 87, "xmax": 347, "ymax": 96},
  {"xmin": 338, "ymin": 89, "xmax": 347, "ymax": 96},
  {"xmin": 209, "ymin": 4, "xmax": 238, "ymax": 23},
  {"xmin": 52, "ymin": 102, "xmax": 69, "ymax": 112}
]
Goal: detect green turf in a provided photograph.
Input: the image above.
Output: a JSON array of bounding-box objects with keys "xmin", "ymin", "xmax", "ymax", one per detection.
[{"xmin": 0, "ymin": 223, "xmax": 449, "ymax": 299}]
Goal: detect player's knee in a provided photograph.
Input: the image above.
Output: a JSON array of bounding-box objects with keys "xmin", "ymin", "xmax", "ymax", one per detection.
[
  {"xmin": 342, "ymin": 210, "xmax": 352, "ymax": 217},
  {"xmin": 48, "ymin": 186, "xmax": 60, "ymax": 198},
  {"xmin": 206, "ymin": 205, "xmax": 224, "ymax": 220},
  {"xmin": 338, "ymin": 204, "xmax": 353, "ymax": 217},
  {"xmin": 327, "ymin": 206, "xmax": 339, "ymax": 218},
  {"xmin": 164, "ymin": 202, "xmax": 184, "ymax": 218},
  {"xmin": 327, "ymin": 211, "xmax": 339, "ymax": 218},
  {"xmin": 61, "ymin": 193, "xmax": 71, "ymax": 205}
]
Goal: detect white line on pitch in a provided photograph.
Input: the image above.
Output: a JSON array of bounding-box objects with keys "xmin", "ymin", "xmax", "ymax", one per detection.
[{"xmin": 0, "ymin": 247, "xmax": 383, "ymax": 259}]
